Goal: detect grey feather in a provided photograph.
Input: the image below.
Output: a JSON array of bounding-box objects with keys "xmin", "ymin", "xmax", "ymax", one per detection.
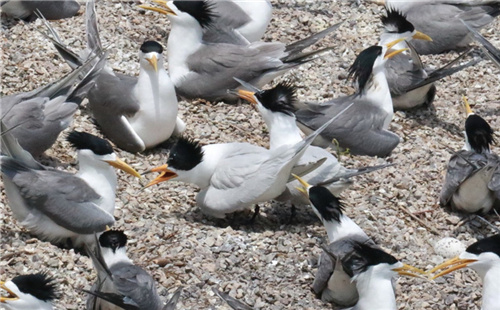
[
  {"xmin": 213, "ymin": 288, "xmax": 253, "ymax": 310},
  {"xmin": 462, "ymin": 19, "xmax": 500, "ymax": 69}
]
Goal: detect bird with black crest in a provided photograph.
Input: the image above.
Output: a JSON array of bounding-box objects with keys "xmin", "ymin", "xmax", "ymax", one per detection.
[
  {"xmin": 440, "ymin": 96, "xmax": 500, "ymax": 214},
  {"xmin": 138, "ymin": 0, "xmax": 343, "ymax": 103},
  {"xmin": 0, "ymin": 272, "xmax": 58, "ymax": 310},
  {"xmin": 0, "ymin": 125, "xmax": 141, "ymax": 249},
  {"xmin": 294, "ymin": 39, "xmax": 408, "ymax": 157}
]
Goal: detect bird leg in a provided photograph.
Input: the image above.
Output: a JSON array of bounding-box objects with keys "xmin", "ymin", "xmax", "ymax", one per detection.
[
  {"xmin": 287, "ymin": 204, "xmax": 297, "ymax": 225},
  {"xmin": 475, "ymin": 215, "xmax": 500, "ymax": 234},
  {"xmin": 331, "ymin": 138, "xmax": 350, "ymax": 158},
  {"xmin": 247, "ymin": 205, "xmax": 260, "ymax": 225}
]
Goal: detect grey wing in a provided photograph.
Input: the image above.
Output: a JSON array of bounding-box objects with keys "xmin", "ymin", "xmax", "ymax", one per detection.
[
  {"xmin": 440, "ymin": 151, "xmax": 488, "ymax": 205},
  {"xmin": 212, "ymin": 0, "xmax": 251, "ymax": 30},
  {"xmin": 24, "ymin": 0, "xmax": 80, "ymax": 20},
  {"xmin": 386, "ymin": 52, "xmax": 426, "ymax": 96},
  {"xmin": 462, "ymin": 19, "xmax": 500, "ymax": 68},
  {"xmin": 486, "ymin": 154, "xmax": 500, "ymax": 200},
  {"xmin": 177, "ymin": 42, "xmax": 286, "ymax": 101},
  {"xmin": 407, "ymin": 3, "xmax": 497, "ymax": 54},
  {"xmin": 110, "ymin": 263, "xmax": 163, "ymax": 310},
  {"xmin": 1, "ymin": 158, "xmax": 114, "ymax": 233},
  {"xmin": 296, "ymin": 102, "xmax": 399, "ymax": 157},
  {"xmin": 313, "ymin": 250, "xmax": 335, "ymax": 296},
  {"xmin": 88, "ymin": 72, "xmax": 144, "ymax": 152}
]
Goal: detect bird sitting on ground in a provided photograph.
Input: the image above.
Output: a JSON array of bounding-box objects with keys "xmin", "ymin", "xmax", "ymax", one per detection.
[{"xmin": 1, "ymin": 0, "xmax": 80, "ymax": 22}]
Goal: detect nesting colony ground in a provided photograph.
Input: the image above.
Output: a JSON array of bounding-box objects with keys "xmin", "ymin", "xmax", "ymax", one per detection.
[{"xmin": 1, "ymin": 1, "xmax": 499, "ymax": 309}]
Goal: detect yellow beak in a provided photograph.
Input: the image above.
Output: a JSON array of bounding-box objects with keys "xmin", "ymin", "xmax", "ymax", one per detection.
[
  {"xmin": 138, "ymin": 0, "xmax": 177, "ymax": 16},
  {"xmin": 427, "ymin": 256, "xmax": 478, "ymax": 280},
  {"xmin": 145, "ymin": 164, "xmax": 178, "ymax": 187},
  {"xmin": 385, "ymin": 48, "xmax": 409, "ymax": 59},
  {"xmin": 385, "ymin": 37, "xmax": 406, "ymax": 50},
  {"xmin": 392, "ymin": 263, "xmax": 426, "ymax": 278},
  {"xmin": 147, "ymin": 54, "xmax": 158, "ymax": 73},
  {"xmin": 462, "ymin": 95, "xmax": 473, "ymax": 116},
  {"xmin": 105, "ymin": 158, "xmax": 141, "ymax": 178},
  {"xmin": 236, "ymin": 89, "xmax": 257, "ymax": 105},
  {"xmin": 412, "ymin": 31, "xmax": 432, "ymax": 42},
  {"xmin": 0, "ymin": 281, "xmax": 19, "ymax": 303},
  {"xmin": 292, "ymin": 174, "xmax": 310, "ymax": 197}
]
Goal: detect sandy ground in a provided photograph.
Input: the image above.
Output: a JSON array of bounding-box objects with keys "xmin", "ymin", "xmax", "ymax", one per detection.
[{"xmin": 1, "ymin": 0, "xmax": 500, "ymax": 309}]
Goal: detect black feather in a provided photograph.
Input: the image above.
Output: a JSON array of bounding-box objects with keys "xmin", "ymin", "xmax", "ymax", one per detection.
[
  {"xmin": 67, "ymin": 131, "xmax": 113, "ymax": 155},
  {"xmin": 140, "ymin": 41, "xmax": 163, "ymax": 54},
  {"xmin": 342, "ymin": 241, "xmax": 398, "ymax": 277},
  {"xmin": 173, "ymin": 0, "xmax": 217, "ymax": 29},
  {"xmin": 11, "ymin": 273, "xmax": 58, "ymax": 302},
  {"xmin": 168, "ymin": 136, "xmax": 204, "ymax": 171},
  {"xmin": 255, "ymin": 81, "xmax": 297, "ymax": 116},
  {"xmin": 347, "ymin": 46, "xmax": 383, "ymax": 95},
  {"xmin": 381, "ymin": 8, "xmax": 414, "ymax": 34},
  {"xmin": 99, "ymin": 230, "xmax": 127, "ymax": 252},
  {"xmin": 467, "ymin": 234, "xmax": 500, "ymax": 257},
  {"xmin": 308, "ymin": 186, "xmax": 344, "ymax": 223},
  {"xmin": 465, "ymin": 114, "xmax": 495, "ymax": 154}
]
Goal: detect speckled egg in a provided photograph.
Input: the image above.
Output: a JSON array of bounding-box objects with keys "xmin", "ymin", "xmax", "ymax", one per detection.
[{"xmin": 434, "ymin": 237, "xmax": 466, "ymax": 258}]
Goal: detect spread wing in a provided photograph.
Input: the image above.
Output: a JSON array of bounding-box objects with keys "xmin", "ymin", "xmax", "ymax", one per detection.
[{"xmin": 1, "ymin": 157, "xmax": 114, "ymax": 233}]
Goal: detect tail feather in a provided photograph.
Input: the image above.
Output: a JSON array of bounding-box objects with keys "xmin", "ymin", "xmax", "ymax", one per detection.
[
  {"xmin": 0, "ymin": 121, "xmax": 43, "ymax": 170},
  {"xmin": 86, "ymin": 0, "xmax": 102, "ymax": 53},
  {"xmin": 317, "ymin": 163, "xmax": 395, "ymax": 186},
  {"xmin": 81, "ymin": 289, "xmax": 139, "ymax": 310},
  {"xmin": 163, "ymin": 287, "xmax": 183, "ymax": 310},
  {"xmin": 213, "ymin": 288, "xmax": 253, "ymax": 310},
  {"xmin": 284, "ymin": 20, "xmax": 343, "ymax": 60},
  {"xmin": 284, "ymin": 46, "xmax": 335, "ymax": 65},
  {"xmin": 66, "ymin": 52, "xmax": 107, "ymax": 105},
  {"xmin": 462, "ymin": 19, "xmax": 500, "ymax": 68}
]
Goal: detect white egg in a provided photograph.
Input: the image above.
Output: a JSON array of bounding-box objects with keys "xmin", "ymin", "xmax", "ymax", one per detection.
[{"xmin": 434, "ymin": 237, "xmax": 466, "ymax": 258}]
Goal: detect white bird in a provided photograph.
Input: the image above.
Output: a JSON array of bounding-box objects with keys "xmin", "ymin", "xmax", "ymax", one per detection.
[
  {"xmin": 235, "ymin": 81, "xmax": 391, "ymax": 211},
  {"xmin": 294, "ymin": 39, "xmax": 408, "ymax": 157},
  {"xmin": 440, "ymin": 96, "xmax": 500, "ymax": 214},
  {"xmin": 0, "ymin": 53, "xmax": 105, "ymax": 157},
  {"xmin": 139, "ymin": 0, "xmax": 342, "ymax": 103},
  {"xmin": 84, "ymin": 230, "xmax": 182, "ymax": 310},
  {"xmin": 373, "ymin": 0, "xmax": 500, "ymax": 55},
  {"xmin": 1, "ymin": 0, "xmax": 80, "ymax": 22},
  {"xmin": 0, "ymin": 273, "xmax": 58, "ymax": 310},
  {"xmin": 40, "ymin": 0, "xmax": 184, "ymax": 153},
  {"xmin": 145, "ymin": 114, "xmax": 343, "ymax": 219},
  {"xmin": 0, "ymin": 125, "xmax": 141, "ymax": 249},
  {"xmin": 429, "ymin": 234, "xmax": 500, "ymax": 310}
]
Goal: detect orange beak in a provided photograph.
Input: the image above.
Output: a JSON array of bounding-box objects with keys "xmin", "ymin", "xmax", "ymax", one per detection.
[{"xmin": 145, "ymin": 164, "xmax": 178, "ymax": 187}]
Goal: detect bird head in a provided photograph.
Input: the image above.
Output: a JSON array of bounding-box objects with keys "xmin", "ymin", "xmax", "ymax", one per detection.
[
  {"xmin": 1, "ymin": 273, "xmax": 58, "ymax": 309},
  {"xmin": 139, "ymin": 40, "xmax": 165, "ymax": 73}
]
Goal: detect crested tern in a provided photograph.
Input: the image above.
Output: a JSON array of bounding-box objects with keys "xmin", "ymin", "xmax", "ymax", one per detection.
[
  {"xmin": 429, "ymin": 234, "xmax": 500, "ymax": 310},
  {"xmin": 1, "ymin": 0, "xmax": 80, "ymax": 22},
  {"xmin": 236, "ymin": 81, "xmax": 392, "ymax": 210},
  {"xmin": 84, "ymin": 230, "xmax": 181, "ymax": 310},
  {"xmin": 332, "ymin": 241, "xmax": 424, "ymax": 310},
  {"xmin": 40, "ymin": 0, "xmax": 185, "ymax": 153},
  {"xmin": 440, "ymin": 96, "xmax": 500, "ymax": 214},
  {"xmin": 0, "ymin": 273, "xmax": 58, "ymax": 310},
  {"xmin": 0, "ymin": 127, "xmax": 141, "ymax": 248},
  {"xmin": 145, "ymin": 114, "xmax": 342, "ymax": 219},
  {"xmin": 294, "ymin": 175, "xmax": 374, "ymax": 306},
  {"xmin": 139, "ymin": 0, "xmax": 343, "ymax": 103},
  {"xmin": 0, "ymin": 53, "xmax": 105, "ymax": 158},
  {"xmin": 375, "ymin": 0, "xmax": 500, "ymax": 55},
  {"xmin": 294, "ymin": 39, "xmax": 408, "ymax": 157}
]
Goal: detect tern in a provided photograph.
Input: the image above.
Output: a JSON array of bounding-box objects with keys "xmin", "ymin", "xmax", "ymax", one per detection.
[
  {"xmin": 0, "ymin": 53, "xmax": 105, "ymax": 158},
  {"xmin": 0, "ymin": 126, "xmax": 141, "ymax": 249},
  {"xmin": 462, "ymin": 19, "xmax": 500, "ymax": 69},
  {"xmin": 40, "ymin": 0, "xmax": 185, "ymax": 153},
  {"xmin": 84, "ymin": 230, "xmax": 182, "ymax": 310},
  {"xmin": 294, "ymin": 39, "xmax": 408, "ymax": 157},
  {"xmin": 332, "ymin": 241, "xmax": 424, "ymax": 310},
  {"xmin": 0, "ymin": 273, "xmax": 58, "ymax": 310},
  {"xmin": 373, "ymin": 0, "xmax": 500, "ymax": 55},
  {"xmin": 380, "ymin": 9, "xmax": 482, "ymax": 109},
  {"xmin": 440, "ymin": 96, "xmax": 499, "ymax": 214},
  {"xmin": 1, "ymin": 0, "xmax": 80, "ymax": 22},
  {"xmin": 139, "ymin": 0, "xmax": 343, "ymax": 103},
  {"xmin": 236, "ymin": 81, "xmax": 392, "ymax": 210},
  {"xmin": 145, "ymin": 114, "xmax": 342, "ymax": 219},
  {"xmin": 294, "ymin": 175, "xmax": 374, "ymax": 306},
  {"xmin": 429, "ymin": 234, "xmax": 500, "ymax": 310}
]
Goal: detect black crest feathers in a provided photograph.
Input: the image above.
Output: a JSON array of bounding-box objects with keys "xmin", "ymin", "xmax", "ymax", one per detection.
[
  {"xmin": 99, "ymin": 230, "xmax": 128, "ymax": 251},
  {"xmin": 308, "ymin": 186, "xmax": 344, "ymax": 223},
  {"xmin": 173, "ymin": 0, "xmax": 217, "ymax": 28},
  {"xmin": 255, "ymin": 81, "xmax": 298, "ymax": 116},
  {"xmin": 342, "ymin": 242, "xmax": 398, "ymax": 277},
  {"xmin": 348, "ymin": 46, "xmax": 383, "ymax": 94},
  {"xmin": 11, "ymin": 273, "xmax": 58, "ymax": 302},
  {"xmin": 168, "ymin": 136, "xmax": 204, "ymax": 171},
  {"xmin": 140, "ymin": 41, "xmax": 163, "ymax": 54},
  {"xmin": 381, "ymin": 8, "xmax": 415, "ymax": 34},
  {"xmin": 467, "ymin": 234, "xmax": 500, "ymax": 257},
  {"xmin": 67, "ymin": 131, "xmax": 113, "ymax": 155},
  {"xmin": 465, "ymin": 114, "xmax": 495, "ymax": 153}
]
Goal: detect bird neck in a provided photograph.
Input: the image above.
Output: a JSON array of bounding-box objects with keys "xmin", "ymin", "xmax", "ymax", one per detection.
[
  {"xmin": 479, "ymin": 264, "xmax": 500, "ymax": 310},
  {"xmin": 266, "ymin": 112, "xmax": 303, "ymax": 149},
  {"xmin": 355, "ymin": 271, "xmax": 397, "ymax": 310},
  {"xmin": 323, "ymin": 214, "xmax": 366, "ymax": 244},
  {"xmin": 101, "ymin": 247, "xmax": 133, "ymax": 268},
  {"xmin": 379, "ymin": 33, "xmax": 409, "ymax": 50},
  {"xmin": 76, "ymin": 153, "xmax": 117, "ymax": 214},
  {"xmin": 167, "ymin": 17, "xmax": 203, "ymax": 84},
  {"xmin": 364, "ymin": 67, "xmax": 393, "ymax": 130}
]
